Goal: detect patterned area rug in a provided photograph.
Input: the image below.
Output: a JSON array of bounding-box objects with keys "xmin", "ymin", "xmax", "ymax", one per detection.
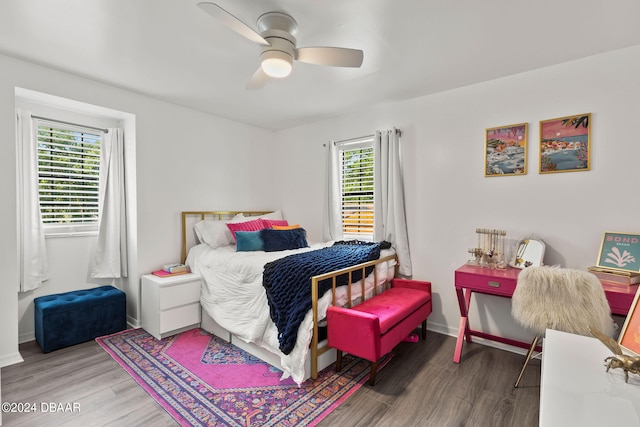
[{"xmin": 96, "ymin": 328, "xmax": 388, "ymax": 426}]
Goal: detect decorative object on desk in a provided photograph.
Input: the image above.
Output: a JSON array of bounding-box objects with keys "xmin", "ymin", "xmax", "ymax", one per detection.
[
  {"xmin": 618, "ymin": 286, "xmax": 640, "ymax": 357},
  {"xmin": 485, "ymin": 122, "xmax": 527, "ymax": 177},
  {"xmin": 539, "ymin": 113, "xmax": 591, "ymax": 173},
  {"xmin": 468, "ymin": 228, "xmax": 507, "ymax": 268},
  {"xmin": 511, "ymin": 265, "xmax": 614, "ymax": 388},
  {"xmin": 596, "ymin": 232, "xmax": 640, "ymax": 274},
  {"xmin": 466, "ymin": 247, "xmax": 483, "ymax": 266},
  {"xmin": 587, "ymin": 266, "xmax": 640, "ymax": 286},
  {"xmin": 511, "ymin": 237, "xmax": 545, "ymax": 269},
  {"xmin": 590, "ymin": 325, "xmax": 640, "ymax": 383}
]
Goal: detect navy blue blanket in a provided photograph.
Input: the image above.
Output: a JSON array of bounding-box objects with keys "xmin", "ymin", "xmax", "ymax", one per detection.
[{"xmin": 263, "ymin": 240, "xmax": 390, "ymax": 355}]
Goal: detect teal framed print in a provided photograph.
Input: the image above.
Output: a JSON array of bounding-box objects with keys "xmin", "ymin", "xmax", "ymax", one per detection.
[{"xmin": 597, "ymin": 232, "xmax": 640, "ymax": 273}]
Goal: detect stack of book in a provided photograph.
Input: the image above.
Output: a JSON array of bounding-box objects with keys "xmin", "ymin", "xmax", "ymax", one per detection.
[
  {"xmin": 587, "ymin": 266, "xmax": 640, "ymax": 286},
  {"xmin": 152, "ymin": 263, "xmax": 191, "ymax": 278}
]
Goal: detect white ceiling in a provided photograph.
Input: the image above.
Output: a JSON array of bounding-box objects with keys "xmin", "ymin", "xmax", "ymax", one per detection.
[{"xmin": 1, "ymin": 0, "xmax": 640, "ymax": 131}]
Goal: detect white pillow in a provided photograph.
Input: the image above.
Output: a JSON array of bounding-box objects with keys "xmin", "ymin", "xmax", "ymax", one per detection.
[
  {"xmin": 243, "ymin": 210, "xmax": 284, "ymax": 221},
  {"xmin": 194, "ymin": 214, "xmax": 245, "ymax": 248}
]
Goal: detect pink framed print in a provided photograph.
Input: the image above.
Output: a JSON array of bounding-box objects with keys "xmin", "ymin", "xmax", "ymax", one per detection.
[
  {"xmin": 539, "ymin": 113, "xmax": 591, "ymax": 173},
  {"xmin": 485, "ymin": 123, "xmax": 527, "ymax": 177},
  {"xmin": 619, "ymin": 286, "xmax": 640, "ymax": 356}
]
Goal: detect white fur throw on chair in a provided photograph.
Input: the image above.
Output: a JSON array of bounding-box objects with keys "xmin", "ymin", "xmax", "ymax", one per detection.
[{"xmin": 512, "ymin": 266, "xmax": 614, "ymax": 337}]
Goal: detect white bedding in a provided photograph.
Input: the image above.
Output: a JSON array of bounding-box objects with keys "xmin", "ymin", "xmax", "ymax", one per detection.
[{"xmin": 186, "ymin": 242, "xmax": 396, "ymax": 384}]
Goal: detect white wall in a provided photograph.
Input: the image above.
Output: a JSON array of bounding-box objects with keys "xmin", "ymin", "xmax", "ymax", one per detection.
[
  {"xmin": 2, "ymin": 41, "xmax": 639, "ymax": 372},
  {"xmin": 275, "ymin": 45, "xmax": 640, "ymax": 350},
  {"xmin": 0, "ymin": 53, "xmax": 278, "ymax": 362}
]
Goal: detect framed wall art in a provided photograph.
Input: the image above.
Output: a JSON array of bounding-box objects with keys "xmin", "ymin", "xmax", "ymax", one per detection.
[
  {"xmin": 619, "ymin": 286, "xmax": 640, "ymax": 356},
  {"xmin": 596, "ymin": 231, "xmax": 640, "ymax": 273},
  {"xmin": 539, "ymin": 113, "xmax": 591, "ymax": 173},
  {"xmin": 485, "ymin": 122, "xmax": 527, "ymax": 177}
]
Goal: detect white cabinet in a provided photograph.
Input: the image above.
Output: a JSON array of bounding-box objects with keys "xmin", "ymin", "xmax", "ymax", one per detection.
[
  {"xmin": 540, "ymin": 329, "xmax": 640, "ymax": 426},
  {"xmin": 141, "ymin": 273, "xmax": 201, "ymax": 340}
]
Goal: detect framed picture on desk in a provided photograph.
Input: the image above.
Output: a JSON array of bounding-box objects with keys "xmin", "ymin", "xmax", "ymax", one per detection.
[
  {"xmin": 596, "ymin": 231, "xmax": 640, "ymax": 273},
  {"xmin": 619, "ymin": 286, "xmax": 640, "ymax": 356}
]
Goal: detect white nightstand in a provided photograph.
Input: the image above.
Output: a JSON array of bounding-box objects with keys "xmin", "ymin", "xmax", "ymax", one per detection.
[{"xmin": 141, "ymin": 273, "xmax": 201, "ymax": 340}]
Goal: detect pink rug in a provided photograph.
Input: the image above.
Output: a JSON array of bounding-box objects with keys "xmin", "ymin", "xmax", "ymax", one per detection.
[{"xmin": 96, "ymin": 328, "xmax": 388, "ymax": 426}]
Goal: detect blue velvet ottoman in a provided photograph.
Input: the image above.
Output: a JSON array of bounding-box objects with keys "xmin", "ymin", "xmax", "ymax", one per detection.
[{"xmin": 34, "ymin": 285, "xmax": 126, "ymax": 353}]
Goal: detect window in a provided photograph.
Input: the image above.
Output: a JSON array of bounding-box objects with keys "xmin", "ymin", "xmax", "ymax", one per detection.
[
  {"xmin": 338, "ymin": 137, "xmax": 374, "ymax": 240},
  {"xmin": 35, "ymin": 119, "xmax": 103, "ymax": 234}
]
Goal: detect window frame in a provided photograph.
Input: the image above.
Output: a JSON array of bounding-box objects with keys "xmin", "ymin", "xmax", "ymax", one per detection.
[
  {"xmin": 34, "ymin": 118, "xmax": 103, "ymax": 237},
  {"xmin": 337, "ymin": 137, "xmax": 375, "ymax": 241}
]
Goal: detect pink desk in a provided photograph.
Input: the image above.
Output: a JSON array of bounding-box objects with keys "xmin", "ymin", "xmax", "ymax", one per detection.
[{"xmin": 453, "ymin": 264, "xmax": 638, "ymax": 363}]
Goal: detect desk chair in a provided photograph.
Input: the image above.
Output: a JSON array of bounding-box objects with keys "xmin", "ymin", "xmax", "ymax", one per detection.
[{"xmin": 511, "ymin": 266, "xmax": 614, "ymax": 388}]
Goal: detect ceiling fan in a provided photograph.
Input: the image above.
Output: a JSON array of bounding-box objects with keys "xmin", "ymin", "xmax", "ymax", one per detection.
[{"xmin": 197, "ymin": 2, "xmax": 364, "ymax": 89}]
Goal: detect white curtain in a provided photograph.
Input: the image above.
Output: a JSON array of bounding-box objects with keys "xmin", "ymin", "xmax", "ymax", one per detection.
[
  {"xmin": 16, "ymin": 109, "xmax": 49, "ymax": 292},
  {"xmin": 374, "ymin": 129, "xmax": 412, "ymax": 277},
  {"xmin": 324, "ymin": 140, "xmax": 343, "ymax": 241},
  {"xmin": 91, "ymin": 128, "xmax": 128, "ymax": 278}
]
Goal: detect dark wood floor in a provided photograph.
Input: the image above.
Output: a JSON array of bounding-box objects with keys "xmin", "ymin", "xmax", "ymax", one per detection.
[{"xmin": 1, "ymin": 330, "xmax": 540, "ymax": 426}]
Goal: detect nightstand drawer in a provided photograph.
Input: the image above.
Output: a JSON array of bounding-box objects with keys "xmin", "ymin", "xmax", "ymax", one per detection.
[
  {"xmin": 160, "ymin": 303, "xmax": 200, "ymax": 332},
  {"xmin": 159, "ymin": 280, "xmax": 201, "ymax": 310}
]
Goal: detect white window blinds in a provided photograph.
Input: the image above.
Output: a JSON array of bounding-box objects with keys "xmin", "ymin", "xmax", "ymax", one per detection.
[
  {"xmin": 338, "ymin": 138, "xmax": 374, "ymax": 240},
  {"xmin": 35, "ymin": 120, "xmax": 102, "ymax": 232}
]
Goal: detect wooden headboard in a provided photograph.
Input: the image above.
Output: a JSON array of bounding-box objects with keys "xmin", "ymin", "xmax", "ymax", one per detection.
[{"xmin": 181, "ymin": 211, "xmax": 273, "ymax": 263}]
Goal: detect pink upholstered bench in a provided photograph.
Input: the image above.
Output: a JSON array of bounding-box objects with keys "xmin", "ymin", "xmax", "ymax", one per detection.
[{"xmin": 327, "ymin": 278, "xmax": 432, "ymax": 385}]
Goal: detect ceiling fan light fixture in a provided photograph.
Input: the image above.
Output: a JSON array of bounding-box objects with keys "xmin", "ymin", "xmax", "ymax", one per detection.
[
  {"xmin": 198, "ymin": 4, "xmax": 364, "ymax": 89},
  {"xmin": 261, "ymin": 50, "xmax": 293, "ymax": 78}
]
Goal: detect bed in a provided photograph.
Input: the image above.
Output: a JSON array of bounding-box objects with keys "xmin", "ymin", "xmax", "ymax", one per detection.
[{"xmin": 181, "ymin": 210, "xmax": 398, "ymax": 384}]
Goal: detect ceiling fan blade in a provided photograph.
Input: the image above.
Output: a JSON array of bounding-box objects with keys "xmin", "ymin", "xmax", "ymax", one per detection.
[
  {"xmin": 246, "ymin": 67, "xmax": 270, "ymax": 90},
  {"xmin": 197, "ymin": 2, "xmax": 269, "ymax": 46},
  {"xmin": 295, "ymin": 47, "xmax": 364, "ymax": 67}
]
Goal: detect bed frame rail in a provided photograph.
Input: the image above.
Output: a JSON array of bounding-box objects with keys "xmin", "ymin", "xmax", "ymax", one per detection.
[
  {"xmin": 310, "ymin": 253, "xmax": 399, "ymax": 379},
  {"xmin": 181, "ymin": 210, "xmax": 398, "ymax": 381}
]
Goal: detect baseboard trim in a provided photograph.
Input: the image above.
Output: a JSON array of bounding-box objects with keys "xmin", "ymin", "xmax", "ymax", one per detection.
[
  {"xmin": 127, "ymin": 315, "xmax": 139, "ymax": 329},
  {"xmin": 425, "ymin": 321, "xmax": 528, "ymax": 356},
  {"xmin": 19, "ymin": 331, "xmax": 34, "ymax": 345},
  {"xmin": 0, "ymin": 351, "xmax": 24, "ymax": 368}
]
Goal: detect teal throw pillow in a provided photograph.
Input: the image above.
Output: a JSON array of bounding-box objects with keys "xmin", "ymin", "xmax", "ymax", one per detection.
[{"xmin": 235, "ymin": 231, "xmax": 264, "ymax": 252}]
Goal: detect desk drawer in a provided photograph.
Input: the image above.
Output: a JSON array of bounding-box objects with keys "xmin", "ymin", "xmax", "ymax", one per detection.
[
  {"xmin": 455, "ymin": 270, "xmax": 518, "ymax": 296},
  {"xmin": 602, "ymin": 283, "xmax": 638, "ymax": 316}
]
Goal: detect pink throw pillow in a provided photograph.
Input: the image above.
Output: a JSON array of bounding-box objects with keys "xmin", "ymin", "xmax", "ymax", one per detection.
[{"xmin": 226, "ymin": 218, "xmax": 267, "ymax": 241}]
